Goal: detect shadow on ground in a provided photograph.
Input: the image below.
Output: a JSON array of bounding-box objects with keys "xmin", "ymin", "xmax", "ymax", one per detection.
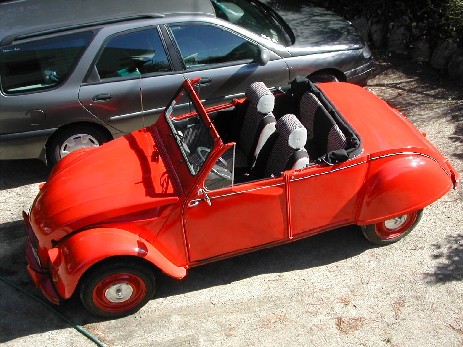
[
  {"xmin": 0, "ymin": 159, "xmax": 50, "ymax": 190},
  {"xmin": 0, "ymin": 219, "xmax": 370, "ymax": 343},
  {"xmin": 368, "ymin": 50, "xmax": 463, "ymax": 168},
  {"xmin": 368, "ymin": 52, "xmax": 463, "ymax": 121},
  {"xmin": 424, "ymin": 234, "xmax": 463, "ymax": 284}
]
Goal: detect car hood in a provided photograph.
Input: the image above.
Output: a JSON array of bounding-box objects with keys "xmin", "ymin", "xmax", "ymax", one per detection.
[
  {"xmin": 262, "ymin": 1, "xmax": 364, "ymax": 52},
  {"xmin": 30, "ymin": 129, "xmax": 179, "ymax": 241}
]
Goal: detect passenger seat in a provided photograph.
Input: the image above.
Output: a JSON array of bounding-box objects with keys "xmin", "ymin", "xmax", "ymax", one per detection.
[{"xmin": 298, "ymin": 91, "xmax": 347, "ymax": 158}]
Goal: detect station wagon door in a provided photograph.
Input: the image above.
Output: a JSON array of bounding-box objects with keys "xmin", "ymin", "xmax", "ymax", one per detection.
[
  {"xmin": 167, "ymin": 23, "xmax": 289, "ymax": 106},
  {"xmin": 183, "ymin": 147, "xmax": 288, "ymax": 263},
  {"xmin": 79, "ymin": 27, "xmax": 182, "ymax": 133}
]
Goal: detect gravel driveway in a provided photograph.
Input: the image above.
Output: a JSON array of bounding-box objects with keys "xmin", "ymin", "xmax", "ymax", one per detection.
[{"xmin": 1, "ymin": 53, "xmax": 462, "ymax": 347}]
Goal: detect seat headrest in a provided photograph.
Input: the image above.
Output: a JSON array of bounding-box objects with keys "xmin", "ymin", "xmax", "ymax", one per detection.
[
  {"xmin": 276, "ymin": 114, "xmax": 307, "ymax": 150},
  {"xmin": 245, "ymin": 82, "xmax": 275, "ymax": 114}
]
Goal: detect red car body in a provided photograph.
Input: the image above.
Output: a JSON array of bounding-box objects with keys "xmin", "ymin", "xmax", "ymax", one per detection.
[{"xmin": 24, "ymin": 78, "xmax": 459, "ymax": 317}]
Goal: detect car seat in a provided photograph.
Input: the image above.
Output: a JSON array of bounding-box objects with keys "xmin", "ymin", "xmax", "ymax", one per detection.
[
  {"xmin": 262, "ymin": 113, "xmax": 310, "ymax": 178},
  {"xmin": 234, "ymin": 82, "xmax": 276, "ymax": 171},
  {"xmin": 298, "ymin": 91, "xmax": 346, "ymax": 158}
]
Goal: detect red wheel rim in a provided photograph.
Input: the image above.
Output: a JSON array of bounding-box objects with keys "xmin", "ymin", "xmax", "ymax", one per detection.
[
  {"xmin": 92, "ymin": 273, "xmax": 147, "ymax": 313},
  {"xmin": 374, "ymin": 212, "xmax": 418, "ymax": 240}
]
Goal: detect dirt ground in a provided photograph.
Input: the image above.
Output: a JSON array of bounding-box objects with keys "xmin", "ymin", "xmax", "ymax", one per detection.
[{"xmin": 1, "ymin": 52, "xmax": 462, "ymax": 347}]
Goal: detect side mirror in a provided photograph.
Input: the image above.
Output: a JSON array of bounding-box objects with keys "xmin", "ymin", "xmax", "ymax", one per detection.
[
  {"xmin": 198, "ymin": 188, "xmax": 212, "ymax": 206},
  {"xmin": 259, "ymin": 48, "xmax": 270, "ymax": 66}
]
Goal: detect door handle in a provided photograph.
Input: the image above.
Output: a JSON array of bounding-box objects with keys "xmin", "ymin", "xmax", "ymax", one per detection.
[
  {"xmin": 92, "ymin": 93, "xmax": 112, "ymax": 102},
  {"xmin": 188, "ymin": 200, "xmax": 200, "ymax": 208},
  {"xmin": 196, "ymin": 78, "xmax": 212, "ymax": 86}
]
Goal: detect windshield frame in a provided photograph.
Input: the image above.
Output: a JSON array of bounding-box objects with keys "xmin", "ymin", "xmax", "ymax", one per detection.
[{"xmin": 164, "ymin": 79, "xmax": 222, "ymax": 176}]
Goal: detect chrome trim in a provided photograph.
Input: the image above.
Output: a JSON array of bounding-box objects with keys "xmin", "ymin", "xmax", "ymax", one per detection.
[
  {"xmin": 208, "ymin": 151, "xmax": 449, "ymax": 201},
  {"xmin": 209, "ymin": 181, "xmax": 285, "ymax": 200},
  {"xmin": 291, "ymin": 160, "xmax": 367, "ymax": 183},
  {"xmin": 108, "ymin": 111, "xmax": 144, "ymax": 122},
  {"xmin": 369, "ymin": 151, "xmax": 452, "ymax": 177}
]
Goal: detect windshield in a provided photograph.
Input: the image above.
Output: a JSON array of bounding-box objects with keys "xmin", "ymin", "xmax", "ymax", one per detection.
[
  {"xmin": 211, "ymin": 0, "xmax": 293, "ymax": 46},
  {"xmin": 165, "ymin": 88, "xmax": 214, "ymax": 175}
]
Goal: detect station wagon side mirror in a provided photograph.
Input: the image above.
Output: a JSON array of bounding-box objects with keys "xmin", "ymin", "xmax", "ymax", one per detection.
[{"xmin": 259, "ymin": 48, "xmax": 270, "ymax": 66}]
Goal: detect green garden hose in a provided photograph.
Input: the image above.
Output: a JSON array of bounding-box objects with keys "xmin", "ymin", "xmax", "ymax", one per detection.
[{"xmin": 0, "ymin": 275, "xmax": 107, "ymax": 347}]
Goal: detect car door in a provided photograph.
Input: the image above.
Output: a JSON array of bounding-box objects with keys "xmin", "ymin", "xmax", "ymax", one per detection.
[
  {"xmin": 183, "ymin": 146, "xmax": 288, "ymax": 263},
  {"xmin": 288, "ymin": 158, "xmax": 368, "ymax": 237},
  {"xmin": 167, "ymin": 23, "xmax": 289, "ymax": 106},
  {"xmin": 79, "ymin": 27, "xmax": 183, "ymax": 133}
]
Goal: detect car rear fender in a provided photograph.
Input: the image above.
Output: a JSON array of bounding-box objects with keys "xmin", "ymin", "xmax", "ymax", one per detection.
[
  {"xmin": 49, "ymin": 228, "xmax": 187, "ymax": 299},
  {"xmin": 356, "ymin": 153, "xmax": 454, "ymax": 225}
]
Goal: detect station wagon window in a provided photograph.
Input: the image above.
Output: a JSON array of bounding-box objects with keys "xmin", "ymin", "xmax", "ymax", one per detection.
[
  {"xmin": 96, "ymin": 28, "xmax": 171, "ymax": 80},
  {"xmin": 169, "ymin": 24, "xmax": 259, "ymax": 69},
  {"xmin": 211, "ymin": 0, "xmax": 292, "ymax": 46},
  {"xmin": 0, "ymin": 31, "xmax": 92, "ymax": 94}
]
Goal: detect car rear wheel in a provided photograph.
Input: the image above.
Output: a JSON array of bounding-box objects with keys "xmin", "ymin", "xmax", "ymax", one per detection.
[
  {"xmin": 80, "ymin": 261, "xmax": 156, "ymax": 318},
  {"xmin": 46, "ymin": 125, "xmax": 111, "ymax": 166},
  {"xmin": 361, "ymin": 210, "xmax": 423, "ymax": 245}
]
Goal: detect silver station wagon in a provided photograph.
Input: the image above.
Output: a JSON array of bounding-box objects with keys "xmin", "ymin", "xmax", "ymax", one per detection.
[{"xmin": 0, "ymin": 0, "xmax": 373, "ymax": 165}]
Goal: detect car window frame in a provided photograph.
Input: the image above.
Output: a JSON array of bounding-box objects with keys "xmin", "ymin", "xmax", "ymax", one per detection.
[
  {"xmin": 166, "ymin": 21, "xmax": 262, "ymax": 72},
  {"xmin": 0, "ymin": 30, "xmax": 95, "ymax": 95},
  {"xmin": 83, "ymin": 25, "xmax": 177, "ymax": 85}
]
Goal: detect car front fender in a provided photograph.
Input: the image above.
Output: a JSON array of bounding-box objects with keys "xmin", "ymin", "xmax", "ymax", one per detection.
[
  {"xmin": 356, "ymin": 154, "xmax": 454, "ymax": 225},
  {"xmin": 49, "ymin": 228, "xmax": 187, "ymax": 299}
]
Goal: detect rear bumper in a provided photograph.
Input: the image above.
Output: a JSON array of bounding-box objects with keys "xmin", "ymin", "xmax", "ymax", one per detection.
[{"xmin": 23, "ymin": 210, "xmax": 61, "ymax": 305}]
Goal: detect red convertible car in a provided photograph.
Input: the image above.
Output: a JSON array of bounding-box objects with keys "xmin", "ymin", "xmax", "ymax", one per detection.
[{"xmin": 24, "ymin": 78, "xmax": 459, "ymax": 318}]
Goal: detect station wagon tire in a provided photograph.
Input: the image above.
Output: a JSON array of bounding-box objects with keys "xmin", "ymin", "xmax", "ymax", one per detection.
[
  {"xmin": 80, "ymin": 261, "xmax": 156, "ymax": 318},
  {"xmin": 46, "ymin": 125, "xmax": 111, "ymax": 166},
  {"xmin": 361, "ymin": 210, "xmax": 423, "ymax": 245},
  {"xmin": 309, "ymin": 72, "xmax": 339, "ymax": 83}
]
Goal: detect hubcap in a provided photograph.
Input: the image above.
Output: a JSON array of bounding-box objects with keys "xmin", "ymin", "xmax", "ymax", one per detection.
[
  {"xmin": 60, "ymin": 134, "xmax": 99, "ymax": 158},
  {"xmin": 93, "ymin": 273, "xmax": 146, "ymax": 313},
  {"xmin": 384, "ymin": 215, "xmax": 408, "ymax": 230},
  {"xmin": 375, "ymin": 212, "xmax": 418, "ymax": 240},
  {"xmin": 105, "ymin": 283, "xmax": 134, "ymax": 303}
]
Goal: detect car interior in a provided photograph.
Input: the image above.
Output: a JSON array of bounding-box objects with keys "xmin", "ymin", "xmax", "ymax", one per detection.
[{"xmin": 211, "ymin": 77, "xmax": 362, "ymax": 182}]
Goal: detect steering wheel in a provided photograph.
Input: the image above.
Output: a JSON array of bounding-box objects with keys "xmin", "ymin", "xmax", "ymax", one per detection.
[{"xmin": 197, "ymin": 147, "xmax": 232, "ymax": 180}]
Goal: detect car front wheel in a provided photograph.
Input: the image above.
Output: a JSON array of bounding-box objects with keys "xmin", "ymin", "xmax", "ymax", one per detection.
[
  {"xmin": 46, "ymin": 125, "xmax": 111, "ymax": 166},
  {"xmin": 361, "ymin": 210, "xmax": 423, "ymax": 245},
  {"xmin": 80, "ymin": 261, "xmax": 156, "ymax": 318}
]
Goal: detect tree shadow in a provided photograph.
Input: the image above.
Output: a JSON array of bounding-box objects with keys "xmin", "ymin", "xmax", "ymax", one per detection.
[
  {"xmin": 368, "ymin": 51, "xmax": 463, "ymax": 163},
  {"xmin": 424, "ymin": 233, "xmax": 463, "ymax": 284},
  {"xmin": 368, "ymin": 52, "xmax": 463, "ymax": 120},
  {"xmin": 449, "ymin": 113, "xmax": 463, "ymax": 161}
]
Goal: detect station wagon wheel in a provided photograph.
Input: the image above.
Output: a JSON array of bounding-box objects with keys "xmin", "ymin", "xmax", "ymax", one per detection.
[
  {"xmin": 46, "ymin": 125, "xmax": 111, "ymax": 166},
  {"xmin": 361, "ymin": 210, "xmax": 423, "ymax": 245},
  {"xmin": 80, "ymin": 261, "xmax": 155, "ymax": 318},
  {"xmin": 309, "ymin": 72, "xmax": 340, "ymax": 83}
]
